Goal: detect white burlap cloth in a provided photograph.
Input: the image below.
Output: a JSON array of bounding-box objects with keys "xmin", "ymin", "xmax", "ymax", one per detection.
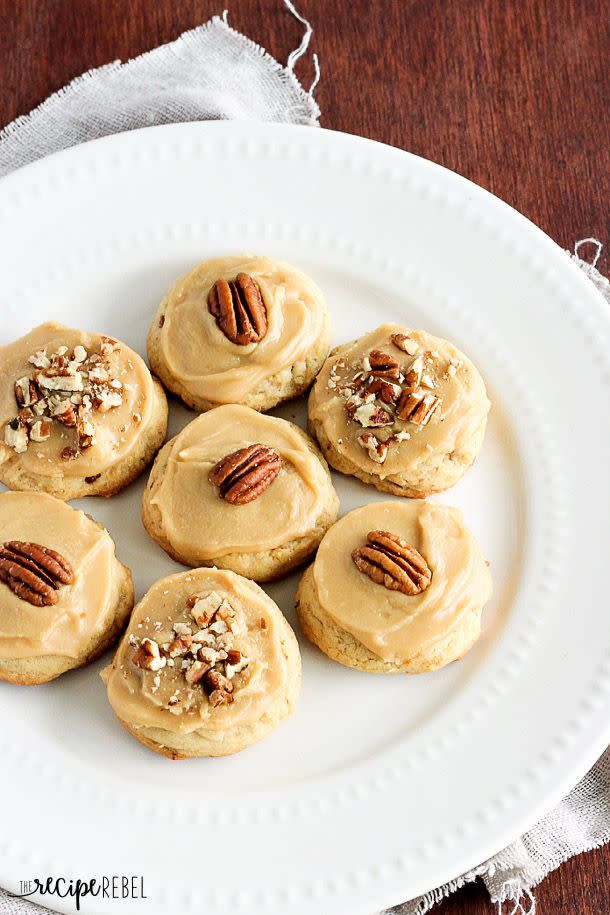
[{"xmin": 0, "ymin": 6, "xmax": 608, "ymax": 913}]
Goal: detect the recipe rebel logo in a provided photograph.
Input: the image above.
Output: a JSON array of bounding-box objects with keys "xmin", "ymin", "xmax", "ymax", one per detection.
[{"xmin": 12, "ymin": 875, "xmax": 147, "ymax": 910}]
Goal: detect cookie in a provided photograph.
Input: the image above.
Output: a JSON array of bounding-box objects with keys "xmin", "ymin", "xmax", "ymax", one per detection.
[
  {"xmin": 308, "ymin": 323, "xmax": 490, "ymax": 498},
  {"xmin": 147, "ymin": 254, "xmax": 331, "ymax": 413},
  {"xmin": 296, "ymin": 500, "xmax": 492, "ymax": 674},
  {"xmin": 142, "ymin": 404, "xmax": 339, "ymax": 581},
  {"xmin": 0, "ymin": 491, "xmax": 134, "ymax": 685},
  {"xmin": 102, "ymin": 567, "xmax": 301, "ymax": 758},
  {"xmin": 0, "ymin": 322, "xmax": 168, "ymax": 499}
]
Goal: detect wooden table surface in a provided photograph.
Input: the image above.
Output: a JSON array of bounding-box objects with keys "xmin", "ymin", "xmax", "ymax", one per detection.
[{"xmin": 1, "ymin": 1, "xmax": 609, "ymax": 912}]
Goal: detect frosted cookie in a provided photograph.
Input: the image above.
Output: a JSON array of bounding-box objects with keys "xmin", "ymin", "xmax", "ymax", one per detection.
[
  {"xmin": 0, "ymin": 491, "xmax": 134, "ymax": 685},
  {"xmin": 142, "ymin": 404, "xmax": 339, "ymax": 581},
  {"xmin": 0, "ymin": 323, "xmax": 168, "ymax": 499},
  {"xmin": 308, "ymin": 323, "xmax": 490, "ymax": 497},
  {"xmin": 102, "ymin": 567, "xmax": 301, "ymax": 758},
  {"xmin": 296, "ymin": 500, "xmax": 492, "ymax": 674},
  {"xmin": 147, "ymin": 254, "xmax": 331, "ymax": 412}
]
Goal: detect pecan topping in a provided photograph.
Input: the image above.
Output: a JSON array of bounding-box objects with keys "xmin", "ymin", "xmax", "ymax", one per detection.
[
  {"xmin": 0, "ymin": 541, "xmax": 74, "ymax": 606},
  {"xmin": 352, "ymin": 401, "xmax": 393, "ymax": 428},
  {"xmin": 352, "ymin": 530, "xmax": 432, "ymax": 596},
  {"xmin": 366, "ymin": 378, "xmax": 401, "ymax": 404},
  {"xmin": 203, "ymin": 668, "xmax": 234, "ymax": 706},
  {"xmin": 390, "ymin": 333, "xmax": 420, "ymax": 355},
  {"xmin": 185, "ymin": 660, "xmax": 210, "ymax": 686},
  {"xmin": 396, "ymin": 390, "xmax": 440, "ymax": 425},
  {"xmin": 4, "ymin": 341, "xmax": 124, "ymax": 456},
  {"xmin": 132, "ymin": 637, "xmax": 166, "ymax": 671},
  {"xmin": 130, "ymin": 590, "xmax": 250, "ymax": 714},
  {"xmin": 367, "ymin": 349, "xmax": 401, "ymax": 380},
  {"xmin": 209, "ymin": 444, "xmax": 282, "ymax": 504},
  {"xmin": 403, "ymin": 356, "xmax": 423, "ymax": 394},
  {"xmin": 357, "ymin": 432, "xmax": 389, "ymax": 463},
  {"xmin": 207, "ymin": 273, "xmax": 268, "ymax": 345},
  {"xmin": 14, "ymin": 377, "xmax": 40, "ymax": 408},
  {"xmin": 52, "ymin": 402, "xmax": 77, "ymax": 427}
]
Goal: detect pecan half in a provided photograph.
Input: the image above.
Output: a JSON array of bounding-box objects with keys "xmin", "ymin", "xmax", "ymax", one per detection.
[
  {"xmin": 207, "ymin": 273, "xmax": 267, "ymax": 345},
  {"xmin": 0, "ymin": 541, "xmax": 74, "ymax": 606},
  {"xmin": 368, "ymin": 349, "xmax": 401, "ymax": 380},
  {"xmin": 396, "ymin": 390, "xmax": 440, "ymax": 425},
  {"xmin": 209, "ymin": 444, "xmax": 282, "ymax": 504},
  {"xmin": 352, "ymin": 530, "xmax": 432, "ymax": 596}
]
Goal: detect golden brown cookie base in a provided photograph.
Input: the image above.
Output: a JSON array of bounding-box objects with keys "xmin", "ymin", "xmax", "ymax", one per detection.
[
  {"xmin": 141, "ymin": 422, "xmax": 339, "ymax": 581},
  {"xmin": 296, "ymin": 564, "xmax": 482, "ymax": 674},
  {"xmin": 0, "ymin": 378, "xmax": 168, "ymax": 500},
  {"xmin": 110, "ymin": 619, "xmax": 301, "ymax": 758},
  {"xmin": 147, "ymin": 308, "xmax": 330, "ymax": 414},
  {"xmin": 0, "ymin": 560, "xmax": 134, "ymax": 685}
]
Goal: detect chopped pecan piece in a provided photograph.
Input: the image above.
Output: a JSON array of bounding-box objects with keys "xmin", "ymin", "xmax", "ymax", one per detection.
[
  {"xmin": 208, "ymin": 689, "xmax": 234, "ymax": 707},
  {"xmin": 168, "ymin": 634, "xmax": 192, "ymax": 656},
  {"xmin": 403, "ymin": 356, "xmax": 423, "ymax": 394},
  {"xmin": 352, "ymin": 530, "xmax": 432, "ymax": 596},
  {"xmin": 4, "ymin": 419, "xmax": 28, "ymax": 453},
  {"xmin": 30, "ymin": 420, "xmax": 52, "ymax": 442},
  {"xmin": 14, "ymin": 377, "xmax": 39, "ymax": 408},
  {"xmin": 203, "ymin": 668, "xmax": 234, "ymax": 706},
  {"xmin": 357, "ymin": 432, "xmax": 389, "ymax": 464},
  {"xmin": 390, "ymin": 333, "xmax": 419, "ymax": 355},
  {"xmin": 203, "ymin": 668, "xmax": 233, "ymax": 693},
  {"xmin": 0, "ymin": 540, "xmax": 74, "ymax": 606},
  {"xmin": 396, "ymin": 390, "xmax": 440, "ymax": 425},
  {"xmin": 367, "ymin": 349, "xmax": 401, "ymax": 380},
  {"xmin": 132, "ymin": 637, "xmax": 166, "ymax": 671},
  {"xmin": 215, "ymin": 599, "xmax": 235, "ymax": 622},
  {"xmin": 209, "ymin": 444, "xmax": 282, "ymax": 504},
  {"xmin": 51, "ymin": 401, "xmax": 77, "ymax": 427},
  {"xmin": 207, "ymin": 273, "xmax": 268, "ymax": 345},
  {"xmin": 366, "ymin": 378, "xmax": 401, "ymax": 404},
  {"xmin": 353, "ymin": 401, "xmax": 394, "ymax": 428},
  {"xmin": 185, "ymin": 660, "xmax": 210, "ymax": 686}
]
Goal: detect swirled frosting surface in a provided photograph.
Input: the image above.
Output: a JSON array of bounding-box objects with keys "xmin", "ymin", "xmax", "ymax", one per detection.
[
  {"xmin": 157, "ymin": 255, "xmax": 330, "ymax": 403},
  {"xmin": 313, "ymin": 501, "xmax": 492, "ymax": 662},
  {"xmin": 0, "ymin": 323, "xmax": 156, "ymax": 478},
  {"xmin": 103, "ymin": 568, "xmax": 291, "ymax": 735},
  {"xmin": 308, "ymin": 323, "xmax": 489, "ymax": 479},
  {"xmin": 0, "ymin": 491, "xmax": 116, "ymax": 659},
  {"xmin": 149, "ymin": 405, "xmax": 338, "ymax": 557}
]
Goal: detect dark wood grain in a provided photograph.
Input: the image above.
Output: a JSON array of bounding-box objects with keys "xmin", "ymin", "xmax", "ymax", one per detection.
[{"xmin": 1, "ymin": 1, "xmax": 608, "ymax": 912}]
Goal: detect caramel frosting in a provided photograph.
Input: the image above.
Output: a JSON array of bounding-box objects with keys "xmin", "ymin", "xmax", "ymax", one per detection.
[
  {"xmin": 148, "ymin": 405, "xmax": 338, "ymax": 557},
  {"xmin": 0, "ymin": 323, "xmax": 157, "ymax": 478},
  {"xmin": 156, "ymin": 255, "xmax": 330, "ymax": 403},
  {"xmin": 0, "ymin": 491, "xmax": 117, "ymax": 659},
  {"xmin": 103, "ymin": 568, "xmax": 292, "ymax": 735},
  {"xmin": 313, "ymin": 501, "xmax": 492, "ymax": 662},
  {"xmin": 308, "ymin": 323, "xmax": 490, "ymax": 478}
]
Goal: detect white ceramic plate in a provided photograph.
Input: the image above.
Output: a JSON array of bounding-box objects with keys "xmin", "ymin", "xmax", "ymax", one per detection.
[{"xmin": 0, "ymin": 122, "xmax": 609, "ymax": 915}]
